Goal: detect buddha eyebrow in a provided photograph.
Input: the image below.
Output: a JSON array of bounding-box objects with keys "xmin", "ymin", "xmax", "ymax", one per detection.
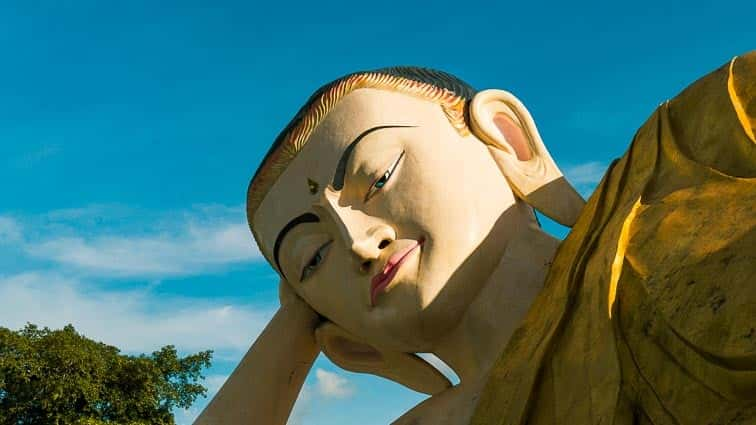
[
  {"xmin": 273, "ymin": 212, "xmax": 319, "ymax": 278},
  {"xmin": 332, "ymin": 125, "xmax": 416, "ymax": 190}
]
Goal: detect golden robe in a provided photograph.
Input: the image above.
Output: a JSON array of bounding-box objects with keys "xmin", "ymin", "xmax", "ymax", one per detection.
[{"xmin": 471, "ymin": 52, "xmax": 756, "ymax": 424}]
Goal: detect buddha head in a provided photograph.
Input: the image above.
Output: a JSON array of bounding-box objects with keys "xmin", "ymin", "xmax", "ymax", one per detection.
[{"xmin": 247, "ymin": 67, "xmax": 583, "ymax": 393}]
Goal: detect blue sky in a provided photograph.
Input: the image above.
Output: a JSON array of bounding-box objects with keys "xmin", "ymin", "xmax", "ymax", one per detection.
[{"xmin": 0, "ymin": 1, "xmax": 752, "ymax": 423}]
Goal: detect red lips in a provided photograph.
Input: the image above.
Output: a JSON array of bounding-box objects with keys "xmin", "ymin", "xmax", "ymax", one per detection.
[{"xmin": 370, "ymin": 239, "xmax": 423, "ymax": 306}]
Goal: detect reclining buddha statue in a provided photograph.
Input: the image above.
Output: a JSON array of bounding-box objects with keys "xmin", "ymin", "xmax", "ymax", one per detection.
[{"xmin": 196, "ymin": 52, "xmax": 755, "ymax": 424}]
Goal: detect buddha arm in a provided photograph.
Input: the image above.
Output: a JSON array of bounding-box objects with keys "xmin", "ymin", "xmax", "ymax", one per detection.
[{"xmin": 194, "ymin": 299, "xmax": 320, "ymax": 425}]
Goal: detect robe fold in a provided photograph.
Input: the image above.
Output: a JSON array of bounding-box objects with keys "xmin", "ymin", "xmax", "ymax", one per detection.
[{"xmin": 470, "ymin": 51, "xmax": 756, "ymax": 424}]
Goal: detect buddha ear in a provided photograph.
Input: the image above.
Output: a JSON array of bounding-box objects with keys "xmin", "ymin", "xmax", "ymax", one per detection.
[
  {"xmin": 314, "ymin": 322, "xmax": 452, "ymax": 395},
  {"xmin": 469, "ymin": 89, "xmax": 586, "ymax": 227}
]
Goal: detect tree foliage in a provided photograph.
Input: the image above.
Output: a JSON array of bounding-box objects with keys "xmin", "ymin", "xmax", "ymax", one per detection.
[{"xmin": 0, "ymin": 323, "xmax": 212, "ymax": 425}]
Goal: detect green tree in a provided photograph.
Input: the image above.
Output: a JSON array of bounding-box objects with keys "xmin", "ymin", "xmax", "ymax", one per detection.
[{"xmin": 0, "ymin": 323, "xmax": 212, "ymax": 425}]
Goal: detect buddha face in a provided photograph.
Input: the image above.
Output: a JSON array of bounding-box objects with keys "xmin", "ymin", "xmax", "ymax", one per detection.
[{"xmin": 252, "ymin": 88, "xmax": 534, "ymax": 352}]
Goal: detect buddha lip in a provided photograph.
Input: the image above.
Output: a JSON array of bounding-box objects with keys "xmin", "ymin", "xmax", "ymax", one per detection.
[{"xmin": 370, "ymin": 238, "xmax": 424, "ymax": 307}]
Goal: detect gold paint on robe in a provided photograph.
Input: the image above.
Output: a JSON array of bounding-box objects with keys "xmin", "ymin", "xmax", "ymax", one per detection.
[{"xmin": 471, "ymin": 52, "xmax": 756, "ymax": 424}]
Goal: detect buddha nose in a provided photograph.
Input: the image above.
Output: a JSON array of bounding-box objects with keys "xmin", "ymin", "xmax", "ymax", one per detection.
[{"xmin": 317, "ymin": 186, "xmax": 395, "ymax": 274}]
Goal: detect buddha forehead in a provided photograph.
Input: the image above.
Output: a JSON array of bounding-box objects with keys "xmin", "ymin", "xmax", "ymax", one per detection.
[{"xmin": 252, "ymin": 88, "xmax": 456, "ymax": 260}]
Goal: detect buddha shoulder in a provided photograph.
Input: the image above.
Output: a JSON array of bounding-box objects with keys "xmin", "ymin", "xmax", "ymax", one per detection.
[{"xmin": 620, "ymin": 50, "xmax": 756, "ymax": 361}]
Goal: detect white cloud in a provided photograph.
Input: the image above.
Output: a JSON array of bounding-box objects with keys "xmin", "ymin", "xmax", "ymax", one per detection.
[
  {"xmin": 563, "ymin": 161, "xmax": 607, "ymax": 186},
  {"xmin": 0, "ymin": 271, "xmax": 274, "ymax": 355},
  {"xmin": 6, "ymin": 204, "xmax": 262, "ymax": 278},
  {"xmin": 25, "ymin": 222, "xmax": 257, "ymax": 277},
  {"xmin": 0, "ymin": 216, "xmax": 22, "ymax": 243},
  {"xmin": 315, "ymin": 368, "xmax": 355, "ymax": 399}
]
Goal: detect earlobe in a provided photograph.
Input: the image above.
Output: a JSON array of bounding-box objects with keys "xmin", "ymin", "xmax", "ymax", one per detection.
[
  {"xmin": 469, "ymin": 89, "xmax": 586, "ymax": 227},
  {"xmin": 315, "ymin": 322, "xmax": 451, "ymax": 395}
]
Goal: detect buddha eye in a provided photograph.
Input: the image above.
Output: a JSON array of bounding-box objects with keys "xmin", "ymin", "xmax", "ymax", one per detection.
[
  {"xmin": 364, "ymin": 151, "xmax": 405, "ymax": 202},
  {"xmin": 300, "ymin": 240, "xmax": 333, "ymax": 282}
]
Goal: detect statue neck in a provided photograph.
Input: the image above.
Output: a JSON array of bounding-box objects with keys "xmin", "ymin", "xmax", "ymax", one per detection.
[{"xmin": 432, "ymin": 220, "xmax": 560, "ymax": 385}]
